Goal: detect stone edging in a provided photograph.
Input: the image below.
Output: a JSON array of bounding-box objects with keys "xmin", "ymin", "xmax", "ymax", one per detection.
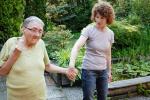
[{"xmin": 108, "ymin": 76, "xmax": 150, "ymax": 97}]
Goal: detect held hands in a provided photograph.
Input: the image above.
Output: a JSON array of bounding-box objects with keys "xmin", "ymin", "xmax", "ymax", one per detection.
[
  {"xmin": 66, "ymin": 67, "xmax": 78, "ymax": 81},
  {"xmin": 16, "ymin": 36, "xmax": 26, "ymax": 51}
]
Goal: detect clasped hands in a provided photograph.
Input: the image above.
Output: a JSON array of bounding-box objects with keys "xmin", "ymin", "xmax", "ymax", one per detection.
[{"xmin": 66, "ymin": 67, "xmax": 78, "ymax": 81}]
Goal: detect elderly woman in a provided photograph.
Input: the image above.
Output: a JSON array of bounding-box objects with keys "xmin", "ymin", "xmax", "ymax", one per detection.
[
  {"xmin": 69, "ymin": 1, "xmax": 115, "ymax": 100},
  {"xmin": 0, "ymin": 16, "xmax": 77, "ymax": 100}
]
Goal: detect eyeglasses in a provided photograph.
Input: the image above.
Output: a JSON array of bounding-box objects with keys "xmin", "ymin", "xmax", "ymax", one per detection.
[{"xmin": 25, "ymin": 26, "xmax": 43, "ymax": 34}]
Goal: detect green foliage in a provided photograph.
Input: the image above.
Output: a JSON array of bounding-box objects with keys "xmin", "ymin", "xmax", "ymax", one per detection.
[
  {"xmin": 130, "ymin": 0, "xmax": 150, "ymax": 25},
  {"xmin": 110, "ymin": 21, "xmax": 150, "ymax": 59},
  {"xmin": 66, "ymin": 0, "xmax": 95, "ymax": 31},
  {"xmin": 55, "ymin": 48, "xmax": 71, "ymax": 68},
  {"xmin": 46, "ymin": 0, "xmax": 150, "ymax": 31},
  {"xmin": 54, "ymin": 47, "xmax": 85, "ymax": 80},
  {"xmin": 113, "ymin": 0, "xmax": 132, "ymax": 18},
  {"xmin": 0, "ymin": 0, "xmax": 24, "ymax": 44},
  {"xmin": 109, "ymin": 21, "xmax": 141, "ymax": 49},
  {"xmin": 127, "ymin": 13, "xmax": 141, "ymax": 25},
  {"xmin": 46, "ymin": 0, "xmax": 75, "ymax": 22},
  {"xmin": 110, "ymin": 0, "xmax": 150, "ymax": 25},
  {"xmin": 137, "ymin": 84, "xmax": 150, "ymax": 96},
  {"xmin": 112, "ymin": 60, "xmax": 150, "ymax": 81},
  {"xmin": 46, "ymin": 0, "xmax": 95, "ymax": 32},
  {"xmin": 43, "ymin": 25, "xmax": 73, "ymax": 60},
  {"xmin": 25, "ymin": 0, "xmax": 47, "ymax": 30}
]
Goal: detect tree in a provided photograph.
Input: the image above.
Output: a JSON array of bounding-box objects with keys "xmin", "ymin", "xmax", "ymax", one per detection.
[
  {"xmin": 25, "ymin": 0, "xmax": 47, "ymax": 30},
  {"xmin": 0, "ymin": 0, "xmax": 24, "ymax": 44}
]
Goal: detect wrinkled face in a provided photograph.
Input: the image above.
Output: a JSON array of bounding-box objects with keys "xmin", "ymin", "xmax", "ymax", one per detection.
[
  {"xmin": 23, "ymin": 22, "xmax": 43, "ymax": 46},
  {"xmin": 95, "ymin": 13, "xmax": 107, "ymax": 27}
]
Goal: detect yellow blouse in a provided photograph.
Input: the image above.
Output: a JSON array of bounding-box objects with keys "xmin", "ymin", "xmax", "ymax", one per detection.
[{"xmin": 0, "ymin": 37, "xmax": 50, "ymax": 100}]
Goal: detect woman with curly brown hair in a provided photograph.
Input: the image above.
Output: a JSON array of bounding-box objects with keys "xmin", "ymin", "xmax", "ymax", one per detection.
[{"xmin": 69, "ymin": 1, "xmax": 115, "ymax": 100}]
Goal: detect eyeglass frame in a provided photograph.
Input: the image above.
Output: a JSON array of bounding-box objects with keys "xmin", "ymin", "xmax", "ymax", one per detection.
[{"xmin": 24, "ymin": 26, "xmax": 44, "ymax": 35}]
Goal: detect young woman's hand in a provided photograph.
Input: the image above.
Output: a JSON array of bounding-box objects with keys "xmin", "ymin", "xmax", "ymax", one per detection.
[
  {"xmin": 66, "ymin": 67, "xmax": 78, "ymax": 81},
  {"xmin": 108, "ymin": 72, "xmax": 112, "ymax": 83}
]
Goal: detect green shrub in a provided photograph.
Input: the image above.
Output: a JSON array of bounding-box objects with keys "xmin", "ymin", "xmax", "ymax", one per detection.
[
  {"xmin": 46, "ymin": 0, "xmax": 95, "ymax": 32},
  {"xmin": 127, "ymin": 13, "xmax": 141, "ymax": 25},
  {"xmin": 55, "ymin": 48, "xmax": 71, "ymax": 68},
  {"xmin": 109, "ymin": 21, "xmax": 150, "ymax": 59},
  {"xmin": 43, "ymin": 25, "xmax": 73, "ymax": 60},
  {"xmin": 54, "ymin": 47, "xmax": 85, "ymax": 80},
  {"xmin": 113, "ymin": 0, "xmax": 132, "ymax": 18},
  {"xmin": 137, "ymin": 84, "xmax": 150, "ymax": 96},
  {"xmin": 109, "ymin": 21, "xmax": 141, "ymax": 49},
  {"xmin": 54, "ymin": 47, "xmax": 85, "ymax": 70},
  {"xmin": 112, "ymin": 0, "xmax": 150, "ymax": 25},
  {"xmin": 131, "ymin": 0, "xmax": 150, "ymax": 25},
  {"xmin": 0, "ymin": 0, "xmax": 24, "ymax": 44},
  {"xmin": 112, "ymin": 60, "xmax": 150, "ymax": 81},
  {"xmin": 24, "ymin": 0, "xmax": 47, "ymax": 30}
]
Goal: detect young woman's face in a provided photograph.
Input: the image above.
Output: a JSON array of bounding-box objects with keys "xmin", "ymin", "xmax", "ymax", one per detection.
[
  {"xmin": 23, "ymin": 22, "xmax": 43, "ymax": 46},
  {"xmin": 95, "ymin": 13, "xmax": 107, "ymax": 27}
]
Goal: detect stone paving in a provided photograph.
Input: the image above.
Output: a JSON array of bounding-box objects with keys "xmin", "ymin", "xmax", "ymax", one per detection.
[
  {"xmin": 45, "ymin": 75, "xmax": 67, "ymax": 100},
  {"xmin": 0, "ymin": 76, "xmax": 6, "ymax": 100},
  {"xmin": 0, "ymin": 74, "xmax": 150, "ymax": 100}
]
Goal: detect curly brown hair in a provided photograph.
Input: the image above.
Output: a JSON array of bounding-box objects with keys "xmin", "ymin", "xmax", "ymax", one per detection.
[{"xmin": 91, "ymin": 1, "xmax": 115, "ymax": 25}]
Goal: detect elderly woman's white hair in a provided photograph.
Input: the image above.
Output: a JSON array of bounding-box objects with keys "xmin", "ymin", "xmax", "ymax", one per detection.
[
  {"xmin": 98, "ymin": 0, "xmax": 106, "ymax": 2},
  {"xmin": 22, "ymin": 16, "xmax": 45, "ymax": 28}
]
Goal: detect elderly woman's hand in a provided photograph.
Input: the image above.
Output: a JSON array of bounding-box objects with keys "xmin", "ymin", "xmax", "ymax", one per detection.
[
  {"xmin": 66, "ymin": 67, "xmax": 78, "ymax": 81},
  {"xmin": 16, "ymin": 36, "xmax": 26, "ymax": 51}
]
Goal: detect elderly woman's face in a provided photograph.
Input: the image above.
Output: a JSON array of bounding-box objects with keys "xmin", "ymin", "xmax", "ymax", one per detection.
[{"xmin": 23, "ymin": 22, "xmax": 43, "ymax": 46}]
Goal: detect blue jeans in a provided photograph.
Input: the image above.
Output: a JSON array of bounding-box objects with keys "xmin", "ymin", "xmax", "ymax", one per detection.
[{"xmin": 82, "ymin": 69, "xmax": 108, "ymax": 100}]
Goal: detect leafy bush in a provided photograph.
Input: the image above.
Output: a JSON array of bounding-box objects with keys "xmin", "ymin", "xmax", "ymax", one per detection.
[
  {"xmin": 112, "ymin": 60, "xmax": 150, "ymax": 81},
  {"xmin": 109, "ymin": 21, "xmax": 141, "ymax": 49},
  {"xmin": 109, "ymin": 21, "xmax": 150, "ymax": 59},
  {"xmin": 137, "ymin": 84, "xmax": 150, "ymax": 96},
  {"xmin": 54, "ymin": 47, "xmax": 85, "ymax": 80},
  {"xmin": 46, "ymin": 0, "xmax": 95, "ymax": 32},
  {"xmin": 25, "ymin": 0, "xmax": 47, "ymax": 29},
  {"xmin": 130, "ymin": 0, "xmax": 150, "ymax": 25},
  {"xmin": 43, "ymin": 25, "xmax": 73, "ymax": 60},
  {"xmin": 113, "ymin": 0, "xmax": 132, "ymax": 18},
  {"xmin": 111, "ymin": 0, "xmax": 150, "ymax": 25},
  {"xmin": 127, "ymin": 13, "xmax": 141, "ymax": 25},
  {"xmin": 0, "ymin": 0, "xmax": 24, "ymax": 44},
  {"xmin": 55, "ymin": 48, "xmax": 71, "ymax": 68}
]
